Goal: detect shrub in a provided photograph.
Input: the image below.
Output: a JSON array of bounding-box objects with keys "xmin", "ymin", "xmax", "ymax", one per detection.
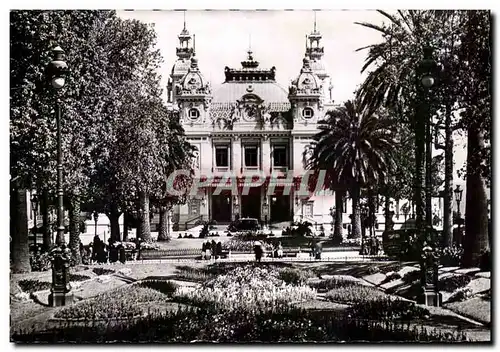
[
  {"xmin": 439, "ymin": 246, "xmax": 464, "ymax": 267},
  {"xmin": 309, "ymin": 277, "xmax": 360, "ymax": 291},
  {"xmin": 379, "ymin": 262, "xmax": 401, "ymax": 274},
  {"xmin": 12, "ymin": 305, "xmax": 468, "ymax": 343},
  {"xmin": 69, "ymin": 274, "xmax": 91, "ymax": 282},
  {"xmin": 324, "ymin": 285, "xmax": 387, "ymax": 304},
  {"xmin": 367, "ymin": 265, "xmax": 380, "ymax": 275},
  {"xmin": 30, "ymin": 252, "xmax": 51, "ymax": 272},
  {"xmin": 348, "ymin": 298, "xmax": 430, "ymax": 321},
  {"xmin": 380, "ymin": 272, "xmax": 402, "ymax": 285},
  {"xmin": 138, "ymin": 280, "xmax": 178, "ymax": 297},
  {"xmin": 92, "ymin": 268, "xmax": 115, "ymax": 276},
  {"xmin": 17, "ymin": 279, "xmax": 52, "ymax": 293},
  {"xmin": 175, "ymin": 267, "xmax": 213, "ymax": 283},
  {"xmin": 479, "ymin": 250, "xmax": 491, "ymax": 272},
  {"xmin": 447, "ymin": 287, "xmax": 474, "ymax": 303},
  {"xmin": 53, "ymin": 285, "xmax": 167, "ymax": 320},
  {"xmin": 439, "ymin": 275, "xmax": 472, "ymax": 293},
  {"xmin": 278, "ymin": 267, "xmax": 314, "ymax": 286},
  {"xmin": 402, "ymin": 270, "xmax": 421, "ymax": 284}
]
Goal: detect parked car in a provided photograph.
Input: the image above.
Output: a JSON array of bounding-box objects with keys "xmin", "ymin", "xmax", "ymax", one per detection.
[{"xmin": 227, "ymin": 218, "xmax": 260, "ymax": 233}]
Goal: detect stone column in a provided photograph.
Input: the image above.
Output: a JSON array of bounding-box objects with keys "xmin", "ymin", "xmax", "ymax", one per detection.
[
  {"xmin": 232, "ymin": 136, "xmax": 242, "ymax": 175},
  {"xmin": 262, "ymin": 135, "xmax": 271, "ymax": 175}
]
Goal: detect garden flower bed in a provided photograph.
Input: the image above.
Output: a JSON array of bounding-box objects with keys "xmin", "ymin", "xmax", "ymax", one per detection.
[
  {"xmin": 324, "ymin": 284, "xmax": 388, "ymax": 304},
  {"xmin": 13, "ymin": 304, "xmax": 469, "ymax": 343},
  {"xmin": 174, "ymin": 265, "xmax": 316, "ymax": 313},
  {"xmin": 53, "ymin": 284, "xmax": 171, "ymax": 321}
]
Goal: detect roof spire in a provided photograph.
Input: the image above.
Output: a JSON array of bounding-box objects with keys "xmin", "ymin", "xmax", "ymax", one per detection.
[
  {"xmin": 193, "ymin": 33, "xmax": 196, "ymax": 54},
  {"xmin": 314, "ymin": 10, "xmax": 317, "ymax": 32},
  {"xmin": 183, "ymin": 10, "xmax": 186, "ymax": 30}
]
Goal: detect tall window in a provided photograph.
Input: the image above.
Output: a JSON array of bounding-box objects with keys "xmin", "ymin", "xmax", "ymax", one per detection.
[
  {"xmin": 189, "ymin": 199, "xmax": 201, "ymax": 215},
  {"xmin": 215, "ymin": 145, "xmax": 229, "ymax": 167},
  {"xmin": 273, "ymin": 145, "xmax": 288, "ymax": 167},
  {"xmin": 244, "ymin": 145, "xmax": 259, "ymax": 167}
]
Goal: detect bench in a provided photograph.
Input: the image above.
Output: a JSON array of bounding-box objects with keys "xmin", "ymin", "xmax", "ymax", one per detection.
[{"xmin": 139, "ymin": 249, "xmax": 202, "ymax": 260}]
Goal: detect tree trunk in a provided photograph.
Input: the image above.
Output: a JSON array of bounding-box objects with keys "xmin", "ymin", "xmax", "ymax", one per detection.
[
  {"xmin": 350, "ymin": 187, "xmax": 361, "ymax": 238},
  {"xmin": 462, "ymin": 126, "xmax": 489, "ymax": 267},
  {"xmin": 384, "ymin": 196, "xmax": 392, "ymax": 231},
  {"xmin": 334, "ymin": 191, "xmax": 344, "ymax": 239},
  {"xmin": 108, "ymin": 206, "xmax": 121, "ymax": 242},
  {"xmin": 41, "ymin": 189, "xmax": 52, "ymax": 252},
  {"xmin": 11, "ymin": 186, "xmax": 31, "ymax": 273},
  {"xmin": 443, "ymin": 103, "xmax": 454, "ymax": 247},
  {"xmin": 139, "ymin": 192, "xmax": 152, "ymax": 242},
  {"xmin": 122, "ymin": 212, "xmax": 129, "ymax": 242},
  {"xmin": 157, "ymin": 206, "xmax": 170, "ymax": 241},
  {"xmin": 68, "ymin": 194, "xmax": 81, "ymax": 266}
]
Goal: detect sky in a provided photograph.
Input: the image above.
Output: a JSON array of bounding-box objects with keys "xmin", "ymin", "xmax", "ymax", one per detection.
[
  {"xmin": 117, "ymin": 9, "xmax": 386, "ymax": 103},
  {"xmin": 117, "ymin": 10, "xmax": 470, "ymax": 202}
]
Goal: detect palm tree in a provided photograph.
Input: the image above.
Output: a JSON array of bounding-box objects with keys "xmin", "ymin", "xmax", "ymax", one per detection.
[
  {"xmin": 356, "ymin": 10, "xmax": 460, "ymax": 245},
  {"xmin": 307, "ymin": 99, "xmax": 397, "ymax": 239},
  {"xmin": 357, "ymin": 11, "xmax": 491, "ymax": 265}
]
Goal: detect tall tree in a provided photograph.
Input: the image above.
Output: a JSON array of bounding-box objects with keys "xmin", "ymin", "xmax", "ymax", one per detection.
[
  {"xmin": 308, "ymin": 99, "xmax": 397, "ymax": 239},
  {"xmin": 458, "ymin": 11, "xmax": 491, "ymax": 267},
  {"xmin": 10, "ymin": 10, "xmax": 116, "ymax": 265}
]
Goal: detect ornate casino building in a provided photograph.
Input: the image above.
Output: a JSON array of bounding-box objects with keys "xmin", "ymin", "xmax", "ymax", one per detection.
[{"xmin": 168, "ymin": 20, "xmax": 341, "ymax": 230}]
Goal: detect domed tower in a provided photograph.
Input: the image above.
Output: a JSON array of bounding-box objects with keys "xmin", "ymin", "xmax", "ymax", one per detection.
[
  {"xmin": 176, "ymin": 55, "xmax": 212, "ymax": 128},
  {"xmin": 305, "ymin": 12, "xmax": 334, "ymax": 105},
  {"xmin": 289, "ymin": 56, "xmax": 322, "ymax": 129},
  {"xmin": 167, "ymin": 14, "xmax": 196, "ymax": 104}
]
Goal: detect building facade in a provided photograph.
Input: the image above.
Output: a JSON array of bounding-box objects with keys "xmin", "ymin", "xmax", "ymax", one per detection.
[{"xmin": 167, "ymin": 20, "xmax": 342, "ymax": 230}]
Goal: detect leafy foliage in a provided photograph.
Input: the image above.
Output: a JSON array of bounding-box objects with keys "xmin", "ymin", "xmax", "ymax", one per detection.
[
  {"xmin": 439, "ymin": 275, "xmax": 471, "ymax": 293},
  {"xmin": 348, "ymin": 298, "xmax": 430, "ymax": 321},
  {"xmin": 17, "ymin": 279, "xmax": 51, "ymax": 293}
]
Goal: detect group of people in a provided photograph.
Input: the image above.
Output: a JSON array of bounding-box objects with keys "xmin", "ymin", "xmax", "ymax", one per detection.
[
  {"xmin": 81, "ymin": 235, "xmax": 133, "ymax": 265},
  {"xmin": 361, "ymin": 236, "xmax": 381, "ymax": 255},
  {"xmin": 253, "ymin": 241, "xmax": 284, "ymax": 262},
  {"xmin": 201, "ymin": 239, "xmax": 223, "ymax": 260}
]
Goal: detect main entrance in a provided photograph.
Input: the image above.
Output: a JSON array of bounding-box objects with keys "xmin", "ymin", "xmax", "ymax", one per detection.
[
  {"xmin": 211, "ymin": 192, "xmax": 232, "ymax": 223},
  {"xmin": 270, "ymin": 195, "xmax": 291, "ymax": 223},
  {"xmin": 240, "ymin": 187, "xmax": 261, "ymax": 219}
]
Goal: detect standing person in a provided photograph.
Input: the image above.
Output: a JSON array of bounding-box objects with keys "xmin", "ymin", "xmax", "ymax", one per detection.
[
  {"xmin": 211, "ymin": 240, "xmax": 217, "ymax": 260},
  {"xmin": 205, "ymin": 240, "xmax": 211, "ymax": 260},
  {"xmin": 201, "ymin": 241, "xmax": 207, "ymax": 260},
  {"xmin": 216, "ymin": 241, "xmax": 222, "ymax": 259},
  {"xmin": 254, "ymin": 241, "xmax": 263, "ymax": 262},
  {"xmin": 118, "ymin": 244, "xmax": 126, "ymax": 264},
  {"xmin": 277, "ymin": 242, "xmax": 283, "ymax": 258}
]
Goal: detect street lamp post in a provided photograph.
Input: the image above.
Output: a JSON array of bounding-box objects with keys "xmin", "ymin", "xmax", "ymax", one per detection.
[
  {"xmin": 454, "ymin": 185, "xmax": 463, "ymax": 245},
  {"xmin": 415, "ymin": 45, "xmax": 438, "ymax": 233},
  {"xmin": 46, "ymin": 45, "xmax": 72, "ymax": 307},
  {"xmin": 30, "ymin": 190, "xmax": 39, "ymax": 246},
  {"xmin": 416, "ymin": 45, "xmax": 441, "ymax": 308}
]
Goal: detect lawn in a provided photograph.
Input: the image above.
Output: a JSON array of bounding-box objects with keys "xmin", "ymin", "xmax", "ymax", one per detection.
[{"xmin": 445, "ymin": 297, "xmax": 491, "ymax": 326}]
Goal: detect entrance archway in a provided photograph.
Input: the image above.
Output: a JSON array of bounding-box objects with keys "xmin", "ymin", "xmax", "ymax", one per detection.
[{"xmin": 211, "ymin": 192, "xmax": 232, "ymax": 223}]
